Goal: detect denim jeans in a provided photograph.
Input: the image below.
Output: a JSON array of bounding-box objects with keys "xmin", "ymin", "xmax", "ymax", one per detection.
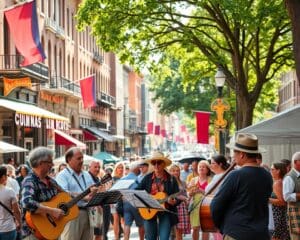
[
  {"xmin": 0, "ymin": 229, "xmax": 17, "ymax": 240},
  {"xmin": 144, "ymin": 212, "xmax": 171, "ymax": 240}
]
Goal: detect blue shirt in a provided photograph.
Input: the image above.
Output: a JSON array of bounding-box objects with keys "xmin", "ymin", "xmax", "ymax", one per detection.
[
  {"xmin": 21, "ymin": 172, "xmax": 60, "ymax": 237},
  {"xmin": 121, "ymin": 172, "xmax": 139, "ymax": 189},
  {"xmin": 56, "ymin": 167, "xmax": 94, "ymax": 207}
]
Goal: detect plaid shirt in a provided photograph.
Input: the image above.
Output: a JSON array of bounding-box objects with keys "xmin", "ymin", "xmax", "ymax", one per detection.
[{"xmin": 20, "ymin": 172, "xmax": 60, "ymax": 237}]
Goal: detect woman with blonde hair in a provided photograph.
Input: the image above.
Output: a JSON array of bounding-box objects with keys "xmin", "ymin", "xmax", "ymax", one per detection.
[
  {"xmin": 169, "ymin": 164, "xmax": 191, "ymax": 240},
  {"xmin": 111, "ymin": 162, "xmax": 125, "ymax": 240},
  {"xmin": 187, "ymin": 160, "xmax": 211, "ymax": 240}
]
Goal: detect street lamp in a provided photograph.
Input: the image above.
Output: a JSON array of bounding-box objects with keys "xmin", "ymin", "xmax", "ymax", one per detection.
[
  {"xmin": 215, "ymin": 67, "xmax": 226, "ymax": 98},
  {"xmin": 211, "ymin": 67, "xmax": 229, "ymax": 155}
]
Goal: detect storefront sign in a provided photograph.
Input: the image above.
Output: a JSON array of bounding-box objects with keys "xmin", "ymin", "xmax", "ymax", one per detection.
[
  {"xmin": 15, "ymin": 113, "xmax": 69, "ymax": 130},
  {"xmin": 15, "ymin": 113, "xmax": 42, "ymax": 128},
  {"xmin": 4, "ymin": 77, "xmax": 32, "ymax": 96},
  {"xmin": 40, "ymin": 92, "xmax": 63, "ymax": 104},
  {"xmin": 45, "ymin": 118, "xmax": 69, "ymax": 131}
]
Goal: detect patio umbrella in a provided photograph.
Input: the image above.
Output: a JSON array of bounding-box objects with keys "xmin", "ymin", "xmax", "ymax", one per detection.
[
  {"xmin": 0, "ymin": 141, "xmax": 28, "ymax": 153},
  {"xmin": 93, "ymin": 151, "xmax": 119, "ymax": 165},
  {"xmin": 178, "ymin": 155, "xmax": 206, "ymax": 164}
]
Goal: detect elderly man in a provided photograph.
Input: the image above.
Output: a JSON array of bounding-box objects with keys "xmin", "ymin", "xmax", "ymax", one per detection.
[
  {"xmin": 56, "ymin": 147, "xmax": 99, "ymax": 240},
  {"xmin": 88, "ymin": 161, "xmax": 103, "ymax": 240},
  {"xmin": 21, "ymin": 147, "xmax": 64, "ymax": 240},
  {"xmin": 211, "ymin": 133, "xmax": 272, "ymax": 240},
  {"xmin": 283, "ymin": 151, "xmax": 300, "ymax": 239}
]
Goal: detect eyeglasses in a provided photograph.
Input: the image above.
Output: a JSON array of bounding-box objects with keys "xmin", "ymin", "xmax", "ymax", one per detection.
[{"xmin": 151, "ymin": 160, "xmax": 163, "ymax": 166}]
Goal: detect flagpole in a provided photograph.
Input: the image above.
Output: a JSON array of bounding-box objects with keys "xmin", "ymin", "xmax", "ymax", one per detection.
[
  {"xmin": 0, "ymin": 0, "xmax": 33, "ymax": 12},
  {"xmin": 192, "ymin": 110, "xmax": 212, "ymax": 114},
  {"xmin": 63, "ymin": 74, "xmax": 96, "ymax": 87}
]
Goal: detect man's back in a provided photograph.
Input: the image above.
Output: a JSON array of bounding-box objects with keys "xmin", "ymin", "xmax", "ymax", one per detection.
[{"xmin": 211, "ymin": 166, "xmax": 272, "ymax": 240}]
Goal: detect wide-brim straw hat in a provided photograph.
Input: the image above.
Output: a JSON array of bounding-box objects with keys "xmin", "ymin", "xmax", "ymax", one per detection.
[
  {"xmin": 226, "ymin": 133, "xmax": 265, "ymax": 153},
  {"xmin": 146, "ymin": 151, "xmax": 172, "ymax": 167}
]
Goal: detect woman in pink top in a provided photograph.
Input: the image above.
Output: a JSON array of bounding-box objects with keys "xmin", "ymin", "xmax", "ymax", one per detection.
[{"xmin": 187, "ymin": 160, "xmax": 211, "ymax": 240}]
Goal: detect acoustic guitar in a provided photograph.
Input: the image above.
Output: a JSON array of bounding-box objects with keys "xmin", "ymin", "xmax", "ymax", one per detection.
[
  {"xmin": 25, "ymin": 173, "xmax": 112, "ymax": 240},
  {"xmin": 199, "ymin": 162, "xmax": 236, "ymax": 232},
  {"xmin": 139, "ymin": 191, "xmax": 183, "ymax": 220}
]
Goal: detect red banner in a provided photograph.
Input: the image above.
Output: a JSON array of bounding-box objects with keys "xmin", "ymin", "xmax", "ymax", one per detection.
[
  {"xmin": 180, "ymin": 125, "xmax": 186, "ymax": 132},
  {"xmin": 154, "ymin": 125, "xmax": 160, "ymax": 135},
  {"xmin": 147, "ymin": 122, "xmax": 154, "ymax": 134},
  {"xmin": 161, "ymin": 129, "xmax": 166, "ymax": 138},
  {"xmin": 195, "ymin": 111, "xmax": 211, "ymax": 144},
  {"xmin": 80, "ymin": 76, "xmax": 96, "ymax": 108},
  {"xmin": 4, "ymin": 1, "xmax": 46, "ymax": 66}
]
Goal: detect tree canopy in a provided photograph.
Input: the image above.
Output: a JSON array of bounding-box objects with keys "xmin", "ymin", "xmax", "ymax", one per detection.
[{"xmin": 77, "ymin": 0, "xmax": 293, "ymax": 130}]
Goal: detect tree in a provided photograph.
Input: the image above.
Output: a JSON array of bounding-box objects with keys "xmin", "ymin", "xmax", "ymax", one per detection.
[
  {"xmin": 285, "ymin": 0, "xmax": 300, "ymax": 85},
  {"xmin": 77, "ymin": 0, "xmax": 293, "ymax": 130}
]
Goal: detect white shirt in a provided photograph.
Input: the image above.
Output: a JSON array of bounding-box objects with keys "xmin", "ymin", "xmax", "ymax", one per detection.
[
  {"xmin": 205, "ymin": 173, "xmax": 223, "ymax": 194},
  {"xmin": 283, "ymin": 168, "xmax": 300, "ymax": 202},
  {"xmin": 6, "ymin": 177, "xmax": 20, "ymax": 197},
  {"xmin": 0, "ymin": 185, "xmax": 17, "ymax": 232}
]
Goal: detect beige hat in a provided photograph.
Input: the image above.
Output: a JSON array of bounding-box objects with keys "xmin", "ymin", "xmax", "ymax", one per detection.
[
  {"xmin": 146, "ymin": 151, "xmax": 172, "ymax": 167},
  {"xmin": 226, "ymin": 133, "xmax": 265, "ymax": 153}
]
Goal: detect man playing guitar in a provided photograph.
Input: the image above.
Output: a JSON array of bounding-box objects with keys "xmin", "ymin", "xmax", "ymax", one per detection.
[
  {"xmin": 56, "ymin": 147, "xmax": 100, "ymax": 240},
  {"xmin": 137, "ymin": 152, "xmax": 180, "ymax": 240},
  {"xmin": 21, "ymin": 146, "xmax": 65, "ymax": 240}
]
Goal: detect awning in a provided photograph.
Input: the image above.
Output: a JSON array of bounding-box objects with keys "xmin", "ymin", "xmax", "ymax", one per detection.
[
  {"xmin": 113, "ymin": 135, "xmax": 125, "ymax": 140},
  {"xmin": 83, "ymin": 129, "xmax": 98, "ymax": 141},
  {"xmin": 84, "ymin": 126, "xmax": 115, "ymax": 142},
  {"xmin": 54, "ymin": 130, "xmax": 86, "ymax": 149},
  {"xmin": 0, "ymin": 141, "xmax": 28, "ymax": 153},
  {"xmin": 0, "ymin": 98, "xmax": 68, "ymax": 122}
]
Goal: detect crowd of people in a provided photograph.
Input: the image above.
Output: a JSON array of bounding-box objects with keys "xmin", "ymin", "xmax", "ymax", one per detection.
[{"xmin": 0, "ymin": 133, "xmax": 299, "ymax": 240}]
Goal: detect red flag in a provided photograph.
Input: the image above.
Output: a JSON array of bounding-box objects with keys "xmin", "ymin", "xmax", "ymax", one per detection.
[
  {"xmin": 147, "ymin": 122, "xmax": 154, "ymax": 134},
  {"xmin": 195, "ymin": 111, "xmax": 211, "ymax": 144},
  {"xmin": 180, "ymin": 125, "xmax": 186, "ymax": 132},
  {"xmin": 4, "ymin": 1, "xmax": 46, "ymax": 66},
  {"xmin": 154, "ymin": 125, "xmax": 160, "ymax": 135},
  {"xmin": 161, "ymin": 129, "xmax": 166, "ymax": 138},
  {"xmin": 80, "ymin": 76, "xmax": 96, "ymax": 108},
  {"xmin": 175, "ymin": 135, "xmax": 180, "ymax": 142}
]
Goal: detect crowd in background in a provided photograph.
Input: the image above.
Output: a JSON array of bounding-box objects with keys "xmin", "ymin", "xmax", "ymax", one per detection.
[{"xmin": 0, "ymin": 140, "xmax": 299, "ymax": 240}]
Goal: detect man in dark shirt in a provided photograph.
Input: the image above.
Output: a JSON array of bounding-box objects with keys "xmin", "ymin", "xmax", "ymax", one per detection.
[{"xmin": 211, "ymin": 133, "xmax": 272, "ymax": 240}]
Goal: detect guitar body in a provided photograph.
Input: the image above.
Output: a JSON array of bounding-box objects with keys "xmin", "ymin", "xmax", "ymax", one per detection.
[
  {"xmin": 25, "ymin": 192, "xmax": 79, "ymax": 240},
  {"xmin": 138, "ymin": 192, "xmax": 167, "ymax": 220},
  {"xmin": 199, "ymin": 194, "xmax": 217, "ymax": 232}
]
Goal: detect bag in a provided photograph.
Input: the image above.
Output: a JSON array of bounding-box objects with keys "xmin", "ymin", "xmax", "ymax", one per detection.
[
  {"xmin": 88, "ymin": 208, "xmax": 99, "ymax": 228},
  {"xmin": 116, "ymin": 199, "xmax": 124, "ymax": 216}
]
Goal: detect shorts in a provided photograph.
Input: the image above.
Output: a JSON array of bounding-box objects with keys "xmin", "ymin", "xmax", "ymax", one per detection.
[{"xmin": 123, "ymin": 201, "xmax": 144, "ymax": 227}]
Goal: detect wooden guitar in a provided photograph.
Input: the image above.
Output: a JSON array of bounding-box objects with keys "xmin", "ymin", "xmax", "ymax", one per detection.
[
  {"xmin": 25, "ymin": 173, "xmax": 112, "ymax": 240},
  {"xmin": 139, "ymin": 191, "xmax": 183, "ymax": 220},
  {"xmin": 199, "ymin": 163, "xmax": 236, "ymax": 232}
]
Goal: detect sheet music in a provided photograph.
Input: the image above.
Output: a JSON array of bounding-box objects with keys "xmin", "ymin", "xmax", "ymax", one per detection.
[{"xmin": 110, "ymin": 179, "xmax": 136, "ymax": 190}]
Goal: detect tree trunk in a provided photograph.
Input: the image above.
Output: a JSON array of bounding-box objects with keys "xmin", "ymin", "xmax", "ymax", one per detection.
[
  {"xmin": 235, "ymin": 92, "xmax": 255, "ymax": 131},
  {"xmin": 285, "ymin": 0, "xmax": 300, "ymax": 85}
]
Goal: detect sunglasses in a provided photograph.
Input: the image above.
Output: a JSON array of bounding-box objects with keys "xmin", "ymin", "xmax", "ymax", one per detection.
[{"xmin": 151, "ymin": 160, "xmax": 164, "ymax": 165}]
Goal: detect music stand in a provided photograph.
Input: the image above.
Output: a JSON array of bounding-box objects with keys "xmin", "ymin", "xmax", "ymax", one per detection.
[
  {"xmin": 120, "ymin": 190, "xmax": 166, "ymax": 210},
  {"xmin": 86, "ymin": 190, "xmax": 122, "ymax": 207}
]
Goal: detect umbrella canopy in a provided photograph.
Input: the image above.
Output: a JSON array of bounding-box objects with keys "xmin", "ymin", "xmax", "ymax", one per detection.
[
  {"xmin": 53, "ymin": 154, "xmax": 99, "ymax": 166},
  {"xmin": 0, "ymin": 141, "xmax": 28, "ymax": 153},
  {"xmin": 93, "ymin": 151, "xmax": 119, "ymax": 164},
  {"xmin": 178, "ymin": 155, "xmax": 206, "ymax": 164}
]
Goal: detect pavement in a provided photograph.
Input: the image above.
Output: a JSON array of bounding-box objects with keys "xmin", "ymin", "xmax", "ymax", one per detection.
[{"xmin": 107, "ymin": 223, "xmax": 194, "ymax": 239}]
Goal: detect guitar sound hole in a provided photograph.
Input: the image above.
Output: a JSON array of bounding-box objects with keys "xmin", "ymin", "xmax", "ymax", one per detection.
[{"xmin": 58, "ymin": 203, "xmax": 69, "ymax": 215}]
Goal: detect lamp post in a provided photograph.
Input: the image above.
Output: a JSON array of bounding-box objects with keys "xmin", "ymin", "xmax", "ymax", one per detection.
[{"xmin": 211, "ymin": 67, "xmax": 230, "ymax": 155}]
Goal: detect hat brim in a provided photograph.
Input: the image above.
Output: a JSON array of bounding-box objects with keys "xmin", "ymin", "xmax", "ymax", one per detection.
[
  {"xmin": 226, "ymin": 142, "xmax": 266, "ymax": 153},
  {"xmin": 146, "ymin": 156, "xmax": 172, "ymax": 167}
]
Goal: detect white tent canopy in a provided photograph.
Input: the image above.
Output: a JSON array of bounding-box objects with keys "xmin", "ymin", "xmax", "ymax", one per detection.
[
  {"xmin": 238, "ymin": 104, "xmax": 300, "ymax": 165},
  {"xmin": 0, "ymin": 141, "xmax": 28, "ymax": 153}
]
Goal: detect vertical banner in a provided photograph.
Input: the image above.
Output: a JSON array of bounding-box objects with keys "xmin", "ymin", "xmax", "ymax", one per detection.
[
  {"xmin": 79, "ymin": 75, "xmax": 96, "ymax": 108},
  {"xmin": 154, "ymin": 125, "xmax": 160, "ymax": 135},
  {"xmin": 147, "ymin": 122, "xmax": 154, "ymax": 134},
  {"xmin": 161, "ymin": 129, "xmax": 166, "ymax": 138},
  {"xmin": 180, "ymin": 125, "xmax": 186, "ymax": 132},
  {"xmin": 195, "ymin": 111, "xmax": 211, "ymax": 144}
]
